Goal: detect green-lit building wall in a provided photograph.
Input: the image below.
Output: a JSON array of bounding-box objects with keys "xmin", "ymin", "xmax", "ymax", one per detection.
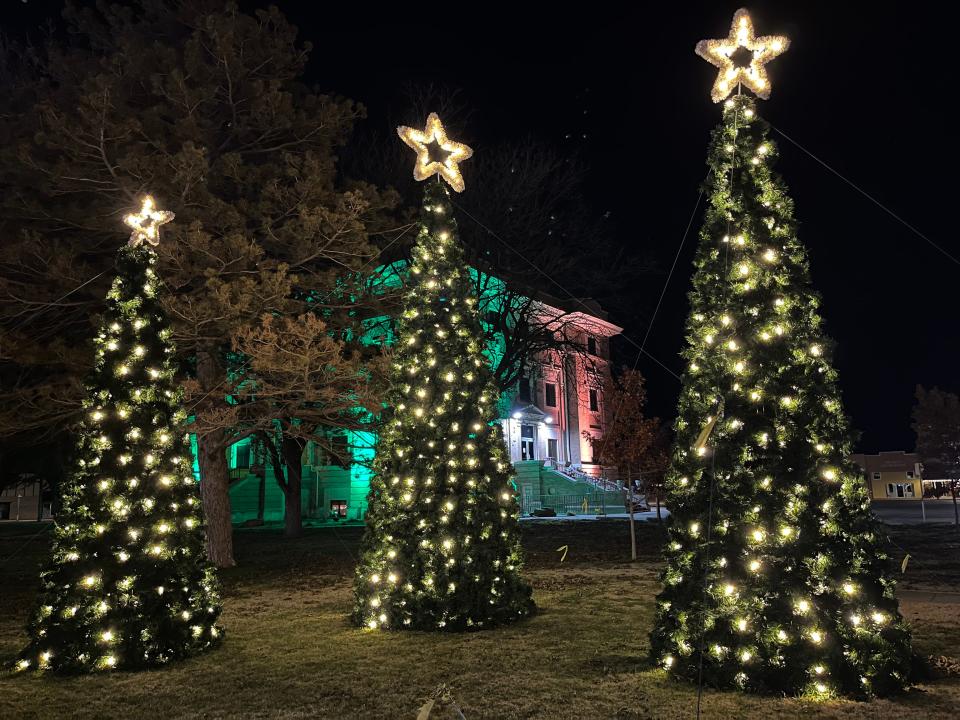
[{"xmin": 188, "ymin": 262, "xmax": 612, "ymax": 523}]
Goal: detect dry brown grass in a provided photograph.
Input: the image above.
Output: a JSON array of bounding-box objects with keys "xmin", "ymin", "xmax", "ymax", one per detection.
[{"xmin": 0, "ymin": 520, "xmax": 958, "ymax": 719}]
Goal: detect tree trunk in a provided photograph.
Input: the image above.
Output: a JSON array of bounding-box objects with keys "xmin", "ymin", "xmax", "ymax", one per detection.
[
  {"xmin": 197, "ymin": 432, "xmax": 236, "ymax": 568},
  {"xmin": 280, "ymin": 435, "xmax": 307, "ymax": 538},
  {"xmin": 626, "ymin": 468, "xmax": 637, "ymax": 561},
  {"xmin": 194, "ymin": 347, "xmax": 235, "ymax": 568},
  {"xmin": 252, "ymin": 436, "xmax": 265, "ymax": 522},
  {"xmin": 655, "ymin": 486, "xmax": 662, "ymax": 522},
  {"xmin": 256, "ymin": 473, "xmax": 266, "ymax": 523}
]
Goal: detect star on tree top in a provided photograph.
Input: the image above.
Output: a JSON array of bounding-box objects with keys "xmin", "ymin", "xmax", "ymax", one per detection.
[
  {"xmin": 397, "ymin": 113, "xmax": 473, "ymax": 193},
  {"xmin": 696, "ymin": 8, "xmax": 790, "ymax": 103},
  {"xmin": 124, "ymin": 195, "xmax": 174, "ymax": 247}
]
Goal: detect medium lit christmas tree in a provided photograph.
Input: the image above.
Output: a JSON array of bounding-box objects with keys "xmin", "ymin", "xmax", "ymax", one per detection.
[
  {"xmin": 17, "ymin": 197, "xmax": 222, "ymax": 673},
  {"xmin": 650, "ymin": 10, "xmax": 913, "ymax": 698},
  {"xmin": 353, "ymin": 114, "xmax": 534, "ymax": 631}
]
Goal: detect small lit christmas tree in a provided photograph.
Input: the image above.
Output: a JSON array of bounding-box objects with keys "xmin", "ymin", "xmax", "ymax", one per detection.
[
  {"xmin": 17, "ymin": 197, "xmax": 222, "ymax": 673},
  {"xmin": 353, "ymin": 114, "xmax": 534, "ymax": 630},
  {"xmin": 650, "ymin": 10, "xmax": 913, "ymax": 698}
]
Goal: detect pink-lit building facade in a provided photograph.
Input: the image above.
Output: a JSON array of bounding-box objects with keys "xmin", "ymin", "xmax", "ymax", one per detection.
[
  {"xmin": 498, "ymin": 301, "xmax": 623, "ymax": 478},
  {"xmin": 224, "ymin": 273, "xmax": 624, "ymax": 522}
]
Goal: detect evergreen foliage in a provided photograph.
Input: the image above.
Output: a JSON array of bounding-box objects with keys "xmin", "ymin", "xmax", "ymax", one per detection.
[
  {"xmin": 650, "ymin": 95, "xmax": 913, "ymax": 698},
  {"xmin": 17, "ymin": 244, "xmax": 222, "ymax": 673},
  {"xmin": 353, "ymin": 181, "xmax": 534, "ymax": 631},
  {"xmin": 0, "ymin": 0, "xmax": 398, "ymax": 566}
]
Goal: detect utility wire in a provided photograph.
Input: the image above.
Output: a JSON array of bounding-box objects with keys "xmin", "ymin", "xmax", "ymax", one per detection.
[
  {"xmin": 451, "ymin": 198, "xmax": 688, "ymax": 383},
  {"xmin": 450, "ymin": 190, "xmax": 701, "ymax": 545},
  {"xmin": 453, "ymin": 185, "xmax": 702, "ymax": 501},
  {"xmin": 0, "ymin": 522, "xmax": 52, "ymax": 568},
  {"xmin": 638, "ymin": 187, "xmax": 705, "ymax": 353},
  {"xmin": 1, "ymin": 270, "xmax": 108, "ymax": 339},
  {"xmin": 769, "ymin": 122, "xmax": 959, "ymax": 267},
  {"xmin": 580, "ymin": 187, "xmax": 705, "ymax": 466}
]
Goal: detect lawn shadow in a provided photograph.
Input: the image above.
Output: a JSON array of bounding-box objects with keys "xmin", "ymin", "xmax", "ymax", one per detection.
[{"xmin": 583, "ymin": 653, "xmax": 655, "ymax": 676}]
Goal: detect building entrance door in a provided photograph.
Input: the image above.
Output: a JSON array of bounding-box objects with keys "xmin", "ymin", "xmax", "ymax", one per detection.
[
  {"xmin": 520, "ymin": 424, "xmax": 535, "ymax": 460},
  {"xmin": 887, "ymin": 482, "xmax": 915, "ymax": 498}
]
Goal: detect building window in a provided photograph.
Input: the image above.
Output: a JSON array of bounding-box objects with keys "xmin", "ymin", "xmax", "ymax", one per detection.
[
  {"xmin": 330, "ymin": 500, "xmax": 348, "ymax": 518},
  {"xmin": 589, "ymin": 388, "xmax": 599, "ymax": 412},
  {"xmin": 518, "ymin": 372, "xmax": 531, "ymax": 402},
  {"xmin": 0, "ymin": 502, "xmax": 10, "ymax": 520},
  {"xmin": 545, "ymin": 382, "xmax": 557, "ymax": 407},
  {"xmin": 330, "ymin": 434, "xmax": 351, "ymax": 469},
  {"xmin": 586, "ymin": 336, "xmax": 598, "ymax": 356},
  {"xmin": 926, "ymin": 480, "xmax": 955, "ymax": 498},
  {"xmin": 872, "ymin": 472, "xmax": 881, "ymax": 480},
  {"xmin": 906, "ymin": 470, "xmax": 915, "ymax": 479},
  {"xmin": 886, "ymin": 483, "xmax": 895, "ymax": 497},
  {"xmin": 547, "ymin": 438, "xmax": 558, "ymax": 461},
  {"xmin": 235, "ymin": 443, "xmax": 251, "ymax": 469}
]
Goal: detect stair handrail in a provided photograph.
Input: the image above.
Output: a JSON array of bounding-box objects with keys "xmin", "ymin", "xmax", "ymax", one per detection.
[{"xmin": 551, "ymin": 464, "xmax": 621, "ymax": 493}]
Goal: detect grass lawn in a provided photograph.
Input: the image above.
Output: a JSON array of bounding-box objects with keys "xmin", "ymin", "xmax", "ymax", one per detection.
[{"xmin": 1, "ymin": 519, "xmax": 958, "ymax": 719}]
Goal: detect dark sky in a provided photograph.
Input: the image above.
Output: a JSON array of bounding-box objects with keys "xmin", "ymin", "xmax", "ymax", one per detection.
[{"xmin": 9, "ymin": 1, "xmax": 958, "ymax": 453}]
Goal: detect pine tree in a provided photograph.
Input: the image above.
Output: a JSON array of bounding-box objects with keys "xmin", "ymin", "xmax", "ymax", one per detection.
[
  {"xmin": 353, "ymin": 180, "xmax": 534, "ymax": 631},
  {"xmin": 650, "ymin": 95, "xmax": 913, "ymax": 697},
  {"xmin": 16, "ymin": 199, "xmax": 222, "ymax": 673},
  {"xmin": 0, "ymin": 1, "xmax": 398, "ymax": 569}
]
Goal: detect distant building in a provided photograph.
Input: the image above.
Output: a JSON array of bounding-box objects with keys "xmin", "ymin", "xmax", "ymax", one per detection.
[
  {"xmin": 0, "ymin": 479, "xmax": 53, "ymax": 521},
  {"xmin": 850, "ymin": 451, "xmax": 922, "ymax": 500},
  {"xmin": 222, "ymin": 266, "xmax": 625, "ymax": 523},
  {"xmin": 500, "ymin": 299, "xmax": 621, "ymax": 477}
]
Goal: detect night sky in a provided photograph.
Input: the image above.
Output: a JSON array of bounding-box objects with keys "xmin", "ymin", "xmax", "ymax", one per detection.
[{"xmin": 9, "ymin": 1, "xmax": 958, "ymax": 453}]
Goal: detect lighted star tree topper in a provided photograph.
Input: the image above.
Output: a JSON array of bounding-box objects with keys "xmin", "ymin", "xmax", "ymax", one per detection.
[
  {"xmin": 397, "ymin": 112, "xmax": 474, "ymax": 193},
  {"xmin": 353, "ymin": 113, "xmax": 533, "ymax": 631},
  {"xmin": 696, "ymin": 8, "xmax": 789, "ymax": 103},
  {"xmin": 16, "ymin": 196, "xmax": 223, "ymax": 673},
  {"xmin": 649, "ymin": 15, "xmax": 914, "ymax": 699},
  {"xmin": 124, "ymin": 195, "xmax": 175, "ymax": 247}
]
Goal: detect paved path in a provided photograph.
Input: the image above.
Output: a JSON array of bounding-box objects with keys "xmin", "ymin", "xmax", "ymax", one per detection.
[
  {"xmin": 871, "ymin": 500, "xmax": 959, "ymax": 525},
  {"xmin": 520, "ymin": 503, "xmax": 959, "ymax": 527},
  {"xmin": 899, "ymin": 589, "xmax": 960, "ymax": 604}
]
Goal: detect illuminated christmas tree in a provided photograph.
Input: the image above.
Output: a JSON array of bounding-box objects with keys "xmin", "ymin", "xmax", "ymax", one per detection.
[
  {"xmin": 353, "ymin": 114, "xmax": 534, "ymax": 630},
  {"xmin": 650, "ymin": 9, "xmax": 913, "ymax": 698},
  {"xmin": 17, "ymin": 197, "xmax": 222, "ymax": 673}
]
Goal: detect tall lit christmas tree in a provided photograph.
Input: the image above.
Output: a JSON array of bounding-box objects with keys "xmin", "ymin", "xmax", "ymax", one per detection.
[
  {"xmin": 17, "ymin": 197, "xmax": 222, "ymax": 673},
  {"xmin": 650, "ymin": 9, "xmax": 913, "ymax": 698},
  {"xmin": 353, "ymin": 113, "xmax": 534, "ymax": 631}
]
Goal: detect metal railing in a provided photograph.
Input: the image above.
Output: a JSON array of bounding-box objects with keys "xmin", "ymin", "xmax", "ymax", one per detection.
[
  {"xmin": 547, "ymin": 463, "xmax": 622, "ymax": 493},
  {"xmin": 544, "ymin": 463, "xmax": 646, "ymax": 502},
  {"xmin": 520, "ymin": 492, "xmax": 633, "ymax": 516}
]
